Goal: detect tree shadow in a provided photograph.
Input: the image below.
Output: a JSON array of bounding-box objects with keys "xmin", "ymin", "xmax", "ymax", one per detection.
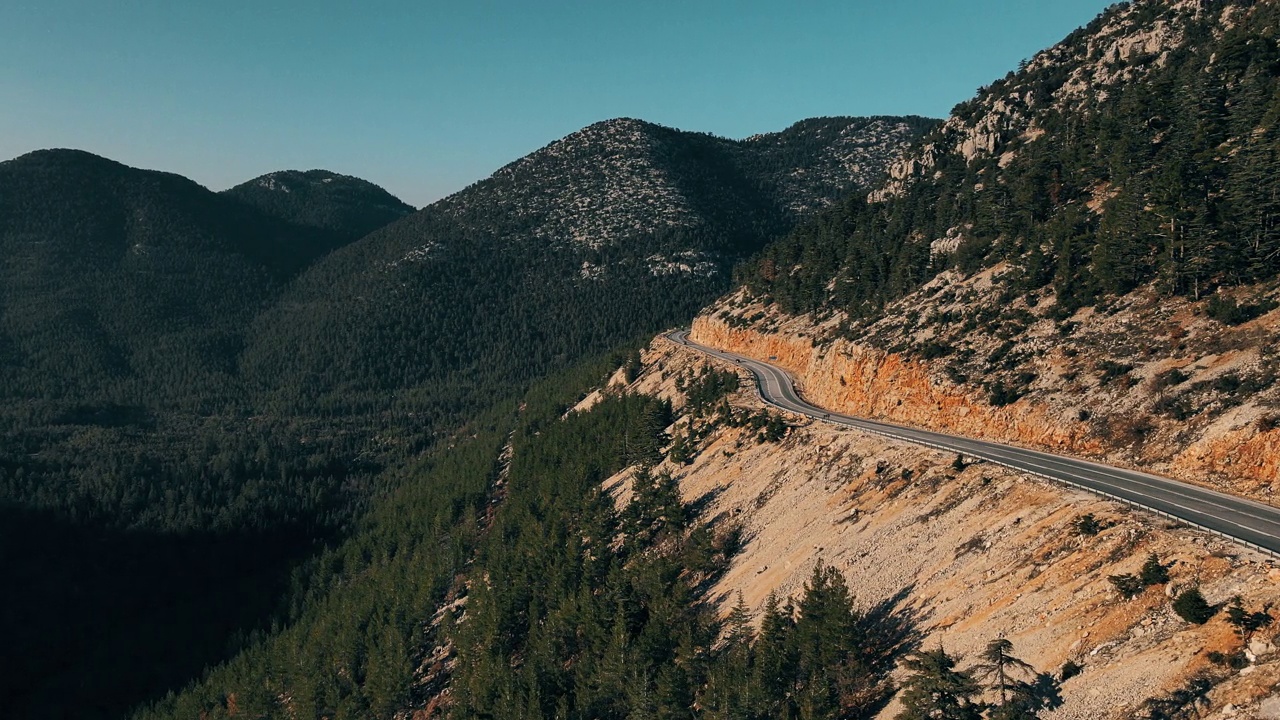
[
  {"xmin": 845, "ymin": 584, "xmax": 924, "ymax": 718},
  {"xmin": 1030, "ymin": 671, "xmax": 1065, "ymax": 711},
  {"xmin": 685, "ymin": 485, "xmax": 725, "ymax": 521},
  {"xmin": 859, "ymin": 584, "xmax": 926, "ymax": 674},
  {"xmin": 1140, "ymin": 672, "xmax": 1217, "ymax": 720}
]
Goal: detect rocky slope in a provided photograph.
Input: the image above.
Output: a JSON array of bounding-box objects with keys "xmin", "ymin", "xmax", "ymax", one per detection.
[
  {"xmin": 737, "ymin": 116, "xmax": 939, "ymax": 215},
  {"xmin": 609, "ymin": 335, "xmax": 1280, "ymax": 719},
  {"xmin": 872, "ymin": 0, "xmax": 1246, "ymax": 203},
  {"xmin": 434, "ymin": 116, "xmax": 931, "ymax": 253},
  {"xmin": 691, "ymin": 275, "xmax": 1280, "ymax": 502}
]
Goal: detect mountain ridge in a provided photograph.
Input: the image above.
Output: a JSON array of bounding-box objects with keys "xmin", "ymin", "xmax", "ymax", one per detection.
[
  {"xmin": 55, "ymin": 0, "xmax": 1280, "ymax": 717},
  {"xmin": 2, "ymin": 114, "xmax": 933, "ymax": 720},
  {"xmin": 223, "ymin": 168, "xmax": 414, "ymax": 243},
  {"xmin": 238, "ymin": 114, "xmax": 935, "ymax": 424}
]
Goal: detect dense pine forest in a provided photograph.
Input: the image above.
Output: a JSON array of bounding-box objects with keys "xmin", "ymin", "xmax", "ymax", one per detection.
[
  {"xmin": 0, "ymin": 118, "xmax": 926, "ymax": 719},
  {"xmin": 130, "ymin": 361, "xmax": 1062, "ymax": 720},
  {"xmin": 742, "ymin": 0, "xmax": 1280, "ymax": 321}
]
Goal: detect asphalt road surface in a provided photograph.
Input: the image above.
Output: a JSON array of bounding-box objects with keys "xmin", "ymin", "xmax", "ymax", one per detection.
[{"xmin": 668, "ymin": 330, "xmax": 1280, "ymax": 557}]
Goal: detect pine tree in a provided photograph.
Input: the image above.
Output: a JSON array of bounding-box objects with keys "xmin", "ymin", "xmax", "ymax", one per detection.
[
  {"xmin": 973, "ymin": 638, "xmax": 1035, "ymax": 705},
  {"xmin": 703, "ymin": 594, "xmax": 757, "ymax": 720},
  {"xmin": 896, "ymin": 647, "xmax": 986, "ymax": 720},
  {"xmin": 793, "ymin": 562, "xmax": 869, "ymax": 718},
  {"xmin": 754, "ymin": 593, "xmax": 798, "ymax": 718},
  {"xmin": 364, "ymin": 624, "xmax": 413, "ymax": 719},
  {"xmin": 1139, "ymin": 552, "xmax": 1171, "ymax": 586},
  {"xmin": 623, "ymin": 467, "xmax": 686, "ymax": 549},
  {"xmin": 972, "ymin": 637, "xmax": 1062, "ymax": 718}
]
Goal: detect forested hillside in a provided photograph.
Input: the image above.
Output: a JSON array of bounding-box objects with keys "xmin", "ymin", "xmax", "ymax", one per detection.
[
  {"xmin": 744, "ymin": 0, "xmax": 1280, "ymax": 319},
  {"xmin": 223, "ymin": 170, "xmax": 415, "ymax": 243},
  {"xmin": 0, "ymin": 151, "xmax": 412, "ymax": 720},
  {"xmin": 0, "ymin": 149, "xmax": 337, "ymax": 409},
  {"xmin": 1, "ymin": 116, "xmax": 926, "ymax": 720},
  {"xmin": 102, "ymin": 0, "xmax": 1280, "ymax": 718},
  {"xmin": 0, "ymin": 150, "xmax": 412, "ymax": 533},
  {"xmin": 238, "ymin": 117, "xmax": 933, "ymax": 438},
  {"xmin": 134, "ymin": 352, "xmax": 926, "ymax": 720},
  {"xmin": 16, "ymin": 0, "xmax": 1280, "ymax": 716}
]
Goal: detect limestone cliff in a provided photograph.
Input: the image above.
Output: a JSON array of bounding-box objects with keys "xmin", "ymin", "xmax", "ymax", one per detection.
[{"xmin": 872, "ymin": 0, "xmax": 1211, "ymax": 202}]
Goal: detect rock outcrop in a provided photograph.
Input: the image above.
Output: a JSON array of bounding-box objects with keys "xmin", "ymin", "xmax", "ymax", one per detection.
[
  {"xmin": 691, "ymin": 312, "xmax": 1101, "ymax": 454},
  {"xmin": 873, "ymin": 0, "xmax": 1204, "ymax": 201}
]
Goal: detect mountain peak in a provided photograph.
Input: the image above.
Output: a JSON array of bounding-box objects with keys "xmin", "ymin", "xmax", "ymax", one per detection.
[
  {"xmin": 435, "ymin": 114, "xmax": 934, "ymax": 251},
  {"xmin": 1, "ymin": 148, "xmax": 202, "ymax": 190},
  {"xmin": 872, "ymin": 0, "xmax": 1219, "ymax": 201},
  {"xmin": 246, "ymin": 169, "xmax": 381, "ymax": 194},
  {"xmin": 223, "ymin": 169, "xmax": 413, "ymax": 241},
  {"xmin": 6, "ymin": 147, "xmax": 122, "ymax": 167}
]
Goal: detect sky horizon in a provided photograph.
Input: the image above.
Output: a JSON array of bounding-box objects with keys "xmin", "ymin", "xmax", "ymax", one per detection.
[{"xmin": 2, "ymin": 2, "xmax": 1114, "ymax": 207}]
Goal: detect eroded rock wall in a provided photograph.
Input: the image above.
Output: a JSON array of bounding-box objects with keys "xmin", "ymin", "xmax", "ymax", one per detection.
[{"xmin": 690, "ymin": 308, "xmax": 1280, "ymax": 499}]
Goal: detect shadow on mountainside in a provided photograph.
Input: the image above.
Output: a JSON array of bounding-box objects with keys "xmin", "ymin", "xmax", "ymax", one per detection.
[{"xmin": 0, "ymin": 505, "xmax": 325, "ymax": 720}]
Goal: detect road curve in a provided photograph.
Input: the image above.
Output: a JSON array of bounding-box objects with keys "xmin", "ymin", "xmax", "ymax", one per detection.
[{"xmin": 668, "ymin": 330, "xmax": 1280, "ymax": 557}]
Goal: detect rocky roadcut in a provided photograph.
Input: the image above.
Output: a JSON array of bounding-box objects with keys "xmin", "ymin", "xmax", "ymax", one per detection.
[
  {"xmin": 694, "ymin": 279, "xmax": 1280, "ymax": 507},
  {"xmin": 672, "ymin": 329, "xmax": 1280, "ymax": 556},
  {"xmin": 618, "ymin": 336, "xmax": 1280, "ymax": 719}
]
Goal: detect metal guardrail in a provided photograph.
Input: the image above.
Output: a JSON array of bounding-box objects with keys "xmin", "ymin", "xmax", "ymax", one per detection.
[
  {"xmin": 825, "ymin": 415, "xmax": 1280, "ymax": 562},
  {"xmin": 671, "ymin": 331, "xmax": 1280, "ymax": 562}
]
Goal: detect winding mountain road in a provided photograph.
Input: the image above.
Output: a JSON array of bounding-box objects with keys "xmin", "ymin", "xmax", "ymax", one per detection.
[{"xmin": 668, "ymin": 330, "xmax": 1280, "ymax": 557}]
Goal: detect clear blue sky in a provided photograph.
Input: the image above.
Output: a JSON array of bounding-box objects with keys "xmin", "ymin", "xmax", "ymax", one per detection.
[{"xmin": 1, "ymin": 1, "xmax": 1113, "ymax": 206}]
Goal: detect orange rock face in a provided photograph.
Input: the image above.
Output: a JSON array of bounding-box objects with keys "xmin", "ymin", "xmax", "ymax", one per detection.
[
  {"xmin": 1173, "ymin": 425, "xmax": 1280, "ymax": 497},
  {"xmin": 692, "ymin": 315, "xmax": 1099, "ymax": 452},
  {"xmin": 690, "ymin": 313, "xmax": 1277, "ymax": 498}
]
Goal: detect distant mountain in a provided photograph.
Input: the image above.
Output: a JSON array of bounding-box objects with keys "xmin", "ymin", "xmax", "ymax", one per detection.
[
  {"xmin": 240, "ymin": 116, "xmax": 935, "ymax": 422},
  {"xmin": 0, "ymin": 149, "xmax": 345, "ymax": 409},
  {"xmin": 0, "ymin": 116, "xmax": 932, "ymax": 530},
  {"xmin": 223, "ymin": 169, "xmax": 414, "ymax": 243},
  {"xmin": 0, "ymin": 154, "xmax": 410, "ymax": 720},
  {"xmin": 737, "ymin": 115, "xmax": 940, "ymax": 214},
  {"xmin": 0, "ymin": 118, "xmax": 933, "ymax": 720}
]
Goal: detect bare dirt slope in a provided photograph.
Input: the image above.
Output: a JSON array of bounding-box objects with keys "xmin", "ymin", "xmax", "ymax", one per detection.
[{"xmin": 611, "ymin": 334, "xmax": 1280, "ymax": 719}]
